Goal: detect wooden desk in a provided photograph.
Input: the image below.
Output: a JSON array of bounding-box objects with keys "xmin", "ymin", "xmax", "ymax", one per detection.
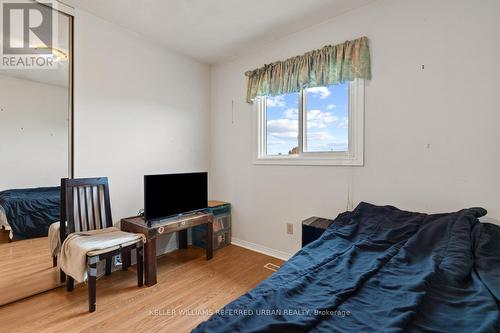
[{"xmin": 121, "ymin": 212, "xmax": 213, "ymax": 286}]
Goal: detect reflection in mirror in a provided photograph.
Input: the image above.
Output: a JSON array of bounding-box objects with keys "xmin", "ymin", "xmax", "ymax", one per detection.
[{"xmin": 0, "ymin": 3, "xmax": 72, "ymax": 305}]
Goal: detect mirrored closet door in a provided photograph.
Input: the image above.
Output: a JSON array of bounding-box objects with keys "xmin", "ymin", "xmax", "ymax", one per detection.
[{"xmin": 0, "ymin": 0, "xmax": 73, "ymax": 305}]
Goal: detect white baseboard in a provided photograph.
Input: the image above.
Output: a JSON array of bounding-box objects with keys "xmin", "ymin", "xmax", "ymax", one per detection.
[{"xmin": 231, "ymin": 237, "xmax": 292, "ymax": 261}]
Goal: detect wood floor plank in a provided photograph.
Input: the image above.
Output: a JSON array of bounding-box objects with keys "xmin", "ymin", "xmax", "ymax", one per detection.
[
  {"xmin": 0, "ymin": 237, "xmax": 61, "ymax": 306},
  {"xmin": 0, "ymin": 244, "xmax": 284, "ymax": 333}
]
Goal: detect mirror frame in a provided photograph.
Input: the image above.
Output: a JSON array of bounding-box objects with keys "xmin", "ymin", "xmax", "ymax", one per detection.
[{"xmin": 37, "ymin": 0, "xmax": 74, "ymax": 178}]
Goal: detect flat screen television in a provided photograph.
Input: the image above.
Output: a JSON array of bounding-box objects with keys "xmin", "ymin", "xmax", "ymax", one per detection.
[{"xmin": 144, "ymin": 172, "xmax": 208, "ymax": 222}]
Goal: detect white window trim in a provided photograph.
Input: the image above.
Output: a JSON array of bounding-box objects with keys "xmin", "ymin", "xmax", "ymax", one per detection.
[{"xmin": 253, "ymin": 79, "xmax": 364, "ymax": 166}]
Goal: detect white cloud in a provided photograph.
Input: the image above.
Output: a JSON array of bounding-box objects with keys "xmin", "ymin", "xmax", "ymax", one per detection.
[
  {"xmin": 283, "ymin": 108, "xmax": 298, "ymax": 119},
  {"xmin": 266, "ymin": 95, "xmax": 286, "ymax": 108},
  {"xmin": 305, "ymin": 132, "xmax": 348, "ymax": 152},
  {"xmin": 267, "ymin": 139, "xmax": 289, "ymax": 145},
  {"xmin": 306, "ymin": 86, "xmax": 331, "ymax": 99},
  {"xmin": 306, "ymin": 109, "xmax": 338, "ymax": 129},
  {"xmin": 327, "ymin": 104, "xmax": 336, "ymax": 110},
  {"xmin": 267, "ymin": 118, "xmax": 298, "ymax": 139},
  {"xmin": 266, "ymin": 107, "xmax": 347, "ymax": 152},
  {"xmin": 337, "ymin": 117, "xmax": 348, "ymax": 129},
  {"xmin": 307, "ymin": 131, "xmax": 335, "ymax": 141}
]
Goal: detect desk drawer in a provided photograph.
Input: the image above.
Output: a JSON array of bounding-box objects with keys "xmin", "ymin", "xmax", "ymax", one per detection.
[{"xmin": 154, "ymin": 216, "xmax": 208, "ymax": 234}]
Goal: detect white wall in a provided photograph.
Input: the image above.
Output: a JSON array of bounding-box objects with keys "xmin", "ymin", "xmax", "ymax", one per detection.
[
  {"xmin": 210, "ymin": 0, "xmax": 500, "ymax": 257},
  {"xmin": 74, "ymin": 9, "xmax": 211, "ymax": 252},
  {"xmin": 0, "ymin": 75, "xmax": 68, "ymax": 190}
]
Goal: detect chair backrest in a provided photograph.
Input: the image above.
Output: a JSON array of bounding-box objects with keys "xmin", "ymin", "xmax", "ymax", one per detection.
[{"xmin": 60, "ymin": 177, "xmax": 113, "ymax": 242}]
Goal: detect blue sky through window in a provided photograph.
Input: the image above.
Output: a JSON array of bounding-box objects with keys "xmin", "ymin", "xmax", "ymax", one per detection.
[
  {"xmin": 266, "ymin": 92, "xmax": 299, "ymax": 155},
  {"xmin": 265, "ymin": 83, "xmax": 349, "ymax": 155},
  {"xmin": 305, "ymin": 83, "xmax": 349, "ymax": 152}
]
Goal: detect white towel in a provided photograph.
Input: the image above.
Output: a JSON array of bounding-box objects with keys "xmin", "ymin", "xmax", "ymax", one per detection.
[
  {"xmin": 59, "ymin": 227, "xmax": 145, "ymax": 282},
  {"xmin": 48, "ymin": 222, "xmax": 61, "ymax": 257}
]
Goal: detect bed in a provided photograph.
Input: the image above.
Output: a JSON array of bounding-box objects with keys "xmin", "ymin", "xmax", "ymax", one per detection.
[
  {"xmin": 193, "ymin": 202, "xmax": 500, "ymax": 332},
  {"xmin": 0, "ymin": 187, "xmax": 60, "ymax": 240}
]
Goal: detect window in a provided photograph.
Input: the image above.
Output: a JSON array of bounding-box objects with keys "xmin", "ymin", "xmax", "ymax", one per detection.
[{"xmin": 255, "ymin": 79, "xmax": 364, "ymax": 165}]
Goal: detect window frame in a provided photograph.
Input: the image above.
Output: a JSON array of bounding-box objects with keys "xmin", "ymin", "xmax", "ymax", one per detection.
[{"xmin": 253, "ymin": 79, "xmax": 365, "ymax": 166}]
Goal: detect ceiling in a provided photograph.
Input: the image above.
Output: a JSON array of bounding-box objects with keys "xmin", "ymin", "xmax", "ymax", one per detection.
[{"xmin": 64, "ymin": 0, "xmax": 374, "ymax": 64}]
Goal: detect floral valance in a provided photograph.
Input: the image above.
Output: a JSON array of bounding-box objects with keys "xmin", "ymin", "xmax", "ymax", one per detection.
[{"xmin": 245, "ymin": 36, "xmax": 371, "ymax": 103}]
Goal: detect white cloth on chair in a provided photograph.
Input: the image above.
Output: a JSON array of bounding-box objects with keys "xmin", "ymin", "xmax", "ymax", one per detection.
[
  {"xmin": 59, "ymin": 227, "xmax": 145, "ymax": 282},
  {"xmin": 48, "ymin": 222, "xmax": 61, "ymax": 257},
  {"xmin": 0, "ymin": 206, "xmax": 13, "ymax": 239}
]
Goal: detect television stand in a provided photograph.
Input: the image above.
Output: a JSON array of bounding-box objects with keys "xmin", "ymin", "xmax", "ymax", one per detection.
[{"xmin": 120, "ymin": 212, "xmax": 213, "ymax": 286}]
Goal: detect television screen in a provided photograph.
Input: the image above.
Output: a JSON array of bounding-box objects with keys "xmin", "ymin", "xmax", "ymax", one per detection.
[{"xmin": 144, "ymin": 172, "xmax": 208, "ymax": 222}]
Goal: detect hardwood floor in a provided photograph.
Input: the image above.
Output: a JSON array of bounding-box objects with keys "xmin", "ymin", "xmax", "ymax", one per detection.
[
  {"xmin": 0, "ymin": 237, "xmax": 60, "ymax": 306},
  {"xmin": 0, "ymin": 244, "xmax": 284, "ymax": 333}
]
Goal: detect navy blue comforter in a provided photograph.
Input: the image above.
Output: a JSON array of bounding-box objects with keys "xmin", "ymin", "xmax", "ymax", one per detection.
[
  {"xmin": 0, "ymin": 187, "xmax": 60, "ymax": 239},
  {"xmin": 193, "ymin": 202, "xmax": 500, "ymax": 332}
]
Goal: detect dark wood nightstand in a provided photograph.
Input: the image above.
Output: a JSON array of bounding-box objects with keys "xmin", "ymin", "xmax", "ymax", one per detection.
[{"xmin": 302, "ymin": 216, "xmax": 334, "ymax": 247}]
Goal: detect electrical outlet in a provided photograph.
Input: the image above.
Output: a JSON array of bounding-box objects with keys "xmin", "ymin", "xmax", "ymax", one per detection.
[{"xmin": 286, "ymin": 223, "xmax": 293, "ymax": 235}]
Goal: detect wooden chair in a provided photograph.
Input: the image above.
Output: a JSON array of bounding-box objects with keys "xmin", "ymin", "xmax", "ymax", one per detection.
[{"xmin": 59, "ymin": 177, "xmax": 143, "ymax": 312}]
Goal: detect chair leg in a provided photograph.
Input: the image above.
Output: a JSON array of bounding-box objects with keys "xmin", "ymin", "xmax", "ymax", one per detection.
[
  {"xmin": 105, "ymin": 257, "xmax": 112, "ymax": 276},
  {"xmin": 67, "ymin": 276, "xmax": 74, "ymax": 292},
  {"xmin": 52, "ymin": 256, "xmax": 57, "ymax": 267},
  {"xmin": 137, "ymin": 245, "xmax": 143, "ymax": 287},
  {"xmin": 88, "ymin": 262, "xmax": 97, "ymax": 313}
]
